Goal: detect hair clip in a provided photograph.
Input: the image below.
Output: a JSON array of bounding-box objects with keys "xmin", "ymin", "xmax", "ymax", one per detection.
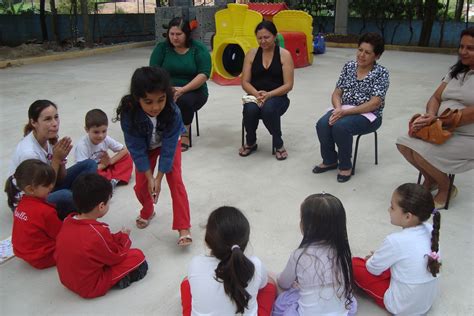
[
  {"xmin": 427, "ymin": 251, "xmax": 440, "ymax": 261},
  {"xmin": 189, "ymin": 20, "xmax": 199, "ymax": 31},
  {"xmin": 11, "ymin": 176, "xmax": 20, "ymax": 191},
  {"xmin": 321, "ymin": 191, "xmax": 326, "ymax": 195},
  {"xmin": 432, "ymin": 208, "xmax": 439, "ymax": 215},
  {"xmin": 231, "ymin": 244, "xmax": 240, "ymax": 251}
]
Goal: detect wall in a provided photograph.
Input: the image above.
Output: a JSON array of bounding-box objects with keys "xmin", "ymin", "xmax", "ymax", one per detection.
[
  {"xmin": 314, "ymin": 17, "xmax": 474, "ymax": 47},
  {"xmin": 0, "ymin": 14, "xmax": 155, "ymax": 46}
]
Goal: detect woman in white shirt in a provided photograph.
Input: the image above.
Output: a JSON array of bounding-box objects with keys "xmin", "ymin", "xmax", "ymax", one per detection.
[
  {"xmin": 6, "ymin": 100, "xmax": 96, "ymax": 219},
  {"xmin": 352, "ymin": 183, "xmax": 441, "ymax": 315},
  {"xmin": 180, "ymin": 206, "xmax": 276, "ymax": 316}
]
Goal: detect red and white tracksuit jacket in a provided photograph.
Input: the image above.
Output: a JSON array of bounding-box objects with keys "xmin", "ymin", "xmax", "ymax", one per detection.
[
  {"xmin": 12, "ymin": 195, "xmax": 62, "ymax": 269},
  {"xmin": 54, "ymin": 215, "xmax": 145, "ymax": 298}
]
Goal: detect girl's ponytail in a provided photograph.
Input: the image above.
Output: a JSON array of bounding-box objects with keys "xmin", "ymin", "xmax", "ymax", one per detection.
[
  {"xmin": 427, "ymin": 211, "xmax": 441, "ymax": 277},
  {"xmin": 215, "ymin": 246, "xmax": 255, "ymax": 314},
  {"xmin": 4, "ymin": 175, "xmax": 21, "ymax": 211}
]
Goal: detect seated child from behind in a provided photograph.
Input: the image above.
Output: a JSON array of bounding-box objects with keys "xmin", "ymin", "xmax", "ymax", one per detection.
[
  {"xmin": 74, "ymin": 109, "xmax": 133, "ymax": 187},
  {"xmin": 55, "ymin": 173, "xmax": 148, "ymax": 299},
  {"xmin": 6, "ymin": 159, "xmax": 62, "ymax": 269}
]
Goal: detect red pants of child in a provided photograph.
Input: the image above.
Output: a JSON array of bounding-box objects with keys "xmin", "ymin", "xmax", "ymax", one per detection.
[
  {"xmin": 110, "ymin": 248, "xmax": 146, "ymax": 285},
  {"xmin": 134, "ymin": 141, "xmax": 190, "ymax": 230},
  {"xmin": 352, "ymin": 257, "xmax": 391, "ymax": 309},
  {"xmin": 180, "ymin": 279, "xmax": 277, "ymax": 316},
  {"xmin": 98, "ymin": 153, "xmax": 133, "ymax": 183}
]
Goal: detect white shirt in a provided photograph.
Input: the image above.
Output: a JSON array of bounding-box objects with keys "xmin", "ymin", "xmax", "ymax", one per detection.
[
  {"xmin": 277, "ymin": 244, "xmax": 350, "ymax": 316},
  {"xmin": 9, "ymin": 132, "xmax": 53, "ymax": 175},
  {"xmin": 367, "ymin": 223, "xmax": 439, "ymax": 315},
  {"xmin": 74, "ymin": 135, "xmax": 124, "ymax": 163},
  {"xmin": 147, "ymin": 116, "xmax": 162, "ymax": 149},
  {"xmin": 188, "ymin": 255, "xmax": 268, "ymax": 316}
]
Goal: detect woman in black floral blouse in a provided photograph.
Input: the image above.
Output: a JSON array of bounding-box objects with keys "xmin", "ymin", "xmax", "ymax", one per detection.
[{"xmin": 313, "ymin": 32, "xmax": 390, "ymax": 182}]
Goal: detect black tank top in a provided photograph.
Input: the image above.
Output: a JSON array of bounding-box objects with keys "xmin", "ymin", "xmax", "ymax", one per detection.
[{"xmin": 250, "ymin": 45, "xmax": 284, "ymax": 93}]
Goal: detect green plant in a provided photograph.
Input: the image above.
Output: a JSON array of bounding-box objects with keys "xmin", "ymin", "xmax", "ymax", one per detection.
[
  {"xmin": 57, "ymin": 0, "xmax": 96, "ymax": 14},
  {"xmin": 0, "ymin": 0, "xmax": 37, "ymax": 14}
]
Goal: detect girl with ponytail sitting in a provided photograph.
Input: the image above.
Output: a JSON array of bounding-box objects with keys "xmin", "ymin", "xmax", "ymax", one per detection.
[
  {"xmin": 180, "ymin": 206, "xmax": 276, "ymax": 315},
  {"xmin": 352, "ymin": 183, "xmax": 441, "ymax": 315}
]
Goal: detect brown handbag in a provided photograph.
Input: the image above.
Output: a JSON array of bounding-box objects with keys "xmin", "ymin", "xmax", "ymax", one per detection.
[{"xmin": 408, "ymin": 108, "xmax": 463, "ymax": 145}]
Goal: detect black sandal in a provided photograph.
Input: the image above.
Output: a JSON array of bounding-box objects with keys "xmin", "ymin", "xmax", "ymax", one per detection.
[
  {"xmin": 181, "ymin": 135, "xmax": 190, "ymax": 152},
  {"xmin": 239, "ymin": 144, "xmax": 258, "ymax": 157}
]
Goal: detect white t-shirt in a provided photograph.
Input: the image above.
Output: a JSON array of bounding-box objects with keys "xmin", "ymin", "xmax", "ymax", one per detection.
[
  {"xmin": 74, "ymin": 135, "xmax": 124, "ymax": 163},
  {"xmin": 367, "ymin": 223, "xmax": 439, "ymax": 315},
  {"xmin": 148, "ymin": 116, "xmax": 162, "ymax": 149},
  {"xmin": 277, "ymin": 244, "xmax": 350, "ymax": 316},
  {"xmin": 188, "ymin": 255, "xmax": 268, "ymax": 316},
  {"xmin": 9, "ymin": 132, "xmax": 53, "ymax": 175}
]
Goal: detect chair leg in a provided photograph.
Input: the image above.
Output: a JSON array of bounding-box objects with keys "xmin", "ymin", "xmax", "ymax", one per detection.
[
  {"xmin": 444, "ymin": 174, "xmax": 455, "ymax": 210},
  {"xmin": 195, "ymin": 111, "xmax": 200, "ymax": 137},
  {"xmin": 374, "ymin": 131, "xmax": 378, "ymax": 165},
  {"xmin": 189, "ymin": 124, "xmax": 192, "ymax": 148},
  {"xmin": 241, "ymin": 119, "xmax": 245, "ymax": 148},
  {"xmin": 417, "ymin": 172, "xmax": 422, "ymax": 185},
  {"xmin": 352, "ymin": 134, "xmax": 362, "ymax": 176}
]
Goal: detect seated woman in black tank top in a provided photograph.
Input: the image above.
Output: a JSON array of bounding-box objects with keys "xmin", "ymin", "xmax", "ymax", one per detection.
[{"xmin": 239, "ymin": 20, "xmax": 294, "ymax": 160}]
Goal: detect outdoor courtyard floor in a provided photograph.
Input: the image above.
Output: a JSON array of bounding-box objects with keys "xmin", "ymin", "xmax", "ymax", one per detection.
[{"xmin": 0, "ymin": 46, "xmax": 473, "ymax": 315}]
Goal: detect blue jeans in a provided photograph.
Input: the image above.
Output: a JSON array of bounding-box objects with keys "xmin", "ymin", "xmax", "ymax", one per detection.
[
  {"xmin": 243, "ymin": 96, "xmax": 290, "ymax": 149},
  {"xmin": 316, "ymin": 111, "xmax": 382, "ymax": 170},
  {"xmin": 48, "ymin": 159, "xmax": 97, "ymax": 219}
]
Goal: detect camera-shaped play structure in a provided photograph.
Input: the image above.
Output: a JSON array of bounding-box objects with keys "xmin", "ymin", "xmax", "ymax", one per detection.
[{"xmin": 211, "ymin": 3, "xmax": 313, "ymax": 85}]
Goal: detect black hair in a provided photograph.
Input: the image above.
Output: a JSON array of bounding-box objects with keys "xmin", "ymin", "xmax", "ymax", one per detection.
[
  {"xmin": 255, "ymin": 20, "xmax": 278, "ymax": 37},
  {"xmin": 72, "ymin": 173, "xmax": 112, "ymax": 213},
  {"xmin": 449, "ymin": 27, "xmax": 474, "ymax": 79},
  {"xmin": 24, "ymin": 100, "xmax": 57, "ymax": 136},
  {"xmin": 395, "ymin": 183, "xmax": 441, "ymax": 277},
  {"xmin": 358, "ymin": 32, "xmax": 385, "ymax": 57},
  {"xmin": 4, "ymin": 159, "xmax": 56, "ymax": 210},
  {"xmin": 114, "ymin": 66, "xmax": 175, "ymax": 132},
  {"xmin": 205, "ymin": 206, "xmax": 255, "ymax": 314},
  {"xmin": 85, "ymin": 109, "xmax": 108, "ymax": 129},
  {"xmin": 298, "ymin": 193, "xmax": 354, "ymax": 310},
  {"xmin": 167, "ymin": 16, "xmax": 192, "ymax": 48}
]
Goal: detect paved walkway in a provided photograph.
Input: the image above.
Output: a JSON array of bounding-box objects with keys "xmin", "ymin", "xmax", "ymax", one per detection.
[{"xmin": 0, "ymin": 47, "xmax": 472, "ymax": 315}]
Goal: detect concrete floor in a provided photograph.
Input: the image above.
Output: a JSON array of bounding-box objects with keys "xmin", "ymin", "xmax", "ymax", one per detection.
[{"xmin": 0, "ymin": 46, "xmax": 473, "ymax": 315}]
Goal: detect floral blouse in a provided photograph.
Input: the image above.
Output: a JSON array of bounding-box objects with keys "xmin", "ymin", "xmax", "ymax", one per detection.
[{"xmin": 336, "ymin": 60, "xmax": 390, "ymax": 118}]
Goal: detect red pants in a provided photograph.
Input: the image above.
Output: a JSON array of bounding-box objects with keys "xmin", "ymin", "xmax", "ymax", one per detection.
[
  {"xmin": 134, "ymin": 141, "xmax": 190, "ymax": 230},
  {"xmin": 352, "ymin": 257, "xmax": 391, "ymax": 309},
  {"xmin": 180, "ymin": 279, "xmax": 277, "ymax": 316},
  {"xmin": 110, "ymin": 248, "xmax": 146, "ymax": 285},
  {"xmin": 98, "ymin": 153, "xmax": 133, "ymax": 183}
]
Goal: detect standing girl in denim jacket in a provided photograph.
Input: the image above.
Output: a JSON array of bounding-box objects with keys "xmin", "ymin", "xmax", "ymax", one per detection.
[{"xmin": 115, "ymin": 66, "xmax": 192, "ymax": 246}]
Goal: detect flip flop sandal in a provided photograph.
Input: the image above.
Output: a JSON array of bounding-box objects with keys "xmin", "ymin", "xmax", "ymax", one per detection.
[
  {"xmin": 136, "ymin": 212, "xmax": 156, "ymax": 229},
  {"xmin": 239, "ymin": 144, "xmax": 258, "ymax": 157},
  {"xmin": 177, "ymin": 234, "xmax": 193, "ymax": 247},
  {"xmin": 275, "ymin": 148, "xmax": 288, "ymax": 161}
]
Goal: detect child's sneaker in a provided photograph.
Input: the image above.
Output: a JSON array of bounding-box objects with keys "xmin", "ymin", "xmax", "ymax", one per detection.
[
  {"xmin": 116, "ymin": 274, "xmax": 131, "ymax": 289},
  {"xmin": 129, "ymin": 260, "xmax": 148, "ymax": 282}
]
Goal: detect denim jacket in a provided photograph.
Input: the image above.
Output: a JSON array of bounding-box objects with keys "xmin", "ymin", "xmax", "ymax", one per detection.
[{"xmin": 120, "ymin": 103, "xmax": 185, "ymax": 174}]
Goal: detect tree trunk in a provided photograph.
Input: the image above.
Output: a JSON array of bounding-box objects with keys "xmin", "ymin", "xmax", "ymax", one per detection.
[
  {"xmin": 439, "ymin": 0, "xmax": 450, "ymax": 47},
  {"xmin": 39, "ymin": 0, "xmax": 48, "ymax": 41},
  {"xmin": 455, "ymin": 0, "xmax": 464, "ymax": 22},
  {"xmin": 50, "ymin": 0, "xmax": 60, "ymax": 44},
  {"xmin": 80, "ymin": 0, "xmax": 92, "ymax": 47},
  {"xmin": 418, "ymin": 0, "xmax": 439, "ymax": 47},
  {"xmin": 415, "ymin": 0, "xmax": 424, "ymax": 19}
]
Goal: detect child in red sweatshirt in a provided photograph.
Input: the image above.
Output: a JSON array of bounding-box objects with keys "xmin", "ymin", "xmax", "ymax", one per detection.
[
  {"xmin": 5, "ymin": 159, "xmax": 62, "ymax": 269},
  {"xmin": 55, "ymin": 173, "xmax": 148, "ymax": 298}
]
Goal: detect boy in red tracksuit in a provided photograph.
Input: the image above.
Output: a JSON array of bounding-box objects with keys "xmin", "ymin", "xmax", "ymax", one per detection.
[{"xmin": 55, "ymin": 173, "xmax": 148, "ymax": 298}]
